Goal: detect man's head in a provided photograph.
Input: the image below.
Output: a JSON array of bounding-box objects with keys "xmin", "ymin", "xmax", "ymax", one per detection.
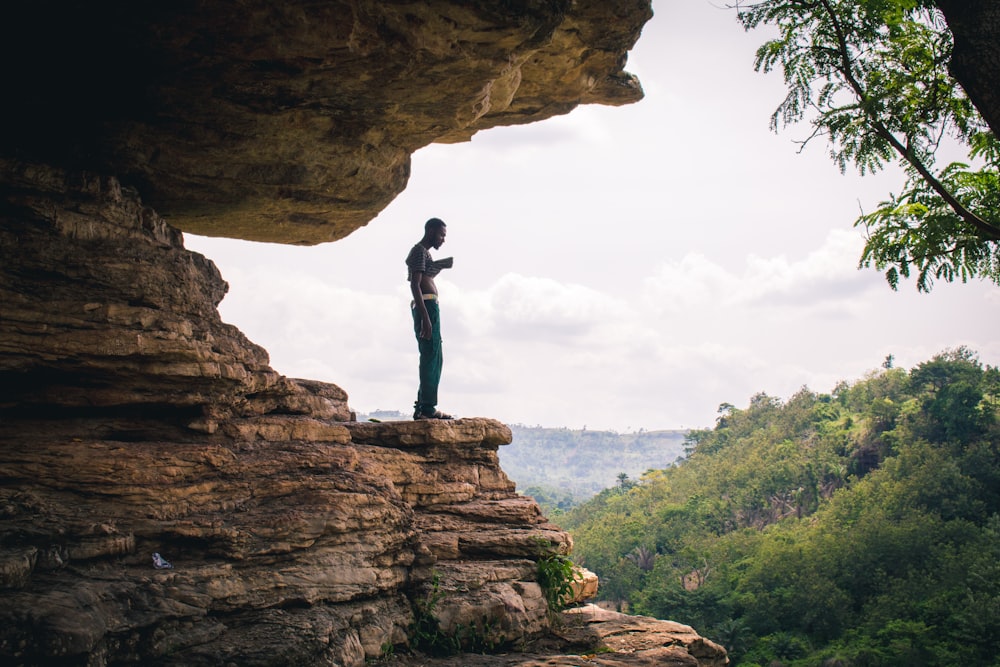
[{"xmin": 423, "ymin": 217, "xmax": 447, "ymax": 249}]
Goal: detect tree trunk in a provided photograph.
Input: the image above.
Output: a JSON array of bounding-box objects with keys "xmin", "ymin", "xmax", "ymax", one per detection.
[{"xmin": 936, "ymin": 0, "xmax": 1000, "ymax": 138}]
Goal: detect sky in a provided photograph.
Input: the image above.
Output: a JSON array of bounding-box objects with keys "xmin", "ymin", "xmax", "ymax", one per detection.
[{"xmin": 184, "ymin": 0, "xmax": 999, "ymax": 432}]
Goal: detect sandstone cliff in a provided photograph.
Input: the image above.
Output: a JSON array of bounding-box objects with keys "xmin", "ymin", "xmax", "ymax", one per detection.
[
  {"xmin": 1, "ymin": 1, "xmax": 732, "ymax": 664},
  {"xmin": 0, "ymin": 164, "xmax": 727, "ymax": 666}
]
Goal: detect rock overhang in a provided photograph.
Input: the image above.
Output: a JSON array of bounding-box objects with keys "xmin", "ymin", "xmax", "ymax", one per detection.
[{"xmin": 1, "ymin": 0, "xmax": 653, "ymax": 245}]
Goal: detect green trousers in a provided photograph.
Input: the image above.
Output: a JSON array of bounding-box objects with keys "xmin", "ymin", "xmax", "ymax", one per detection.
[{"xmin": 412, "ymin": 299, "xmax": 442, "ymax": 414}]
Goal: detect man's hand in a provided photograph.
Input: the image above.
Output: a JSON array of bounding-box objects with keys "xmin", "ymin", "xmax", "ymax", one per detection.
[{"xmin": 419, "ymin": 315, "xmax": 433, "ymax": 340}]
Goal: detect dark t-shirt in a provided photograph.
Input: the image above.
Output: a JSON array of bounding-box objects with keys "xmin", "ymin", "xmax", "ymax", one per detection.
[{"xmin": 406, "ymin": 243, "xmax": 449, "ymax": 281}]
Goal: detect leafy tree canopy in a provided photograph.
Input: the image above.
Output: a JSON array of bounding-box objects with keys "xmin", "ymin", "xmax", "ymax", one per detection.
[
  {"xmin": 561, "ymin": 348, "xmax": 1000, "ymax": 665},
  {"xmin": 735, "ymin": 0, "xmax": 1000, "ymax": 290}
]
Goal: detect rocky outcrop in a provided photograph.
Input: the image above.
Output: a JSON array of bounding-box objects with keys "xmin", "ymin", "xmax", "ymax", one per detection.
[
  {"xmin": 0, "ymin": 410, "xmax": 727, "ymax": 666},
  {"xmin": 0, "ymin": 168, "xmax": 726, "ymax": 665},
  {"xmin": 1, "ymin": 0, "xmax": 652, "ymax": 245},
  {"xmin": 0, "ymin": 412, "xmax": 563, "ymax": 665},
  {"xmin": 3, "ymin": 1, "xmax": 996, "ymax": 245},
  {"xmin": 388, "ymin": 605, "xmax": 729, "ymax": 667},
  {"xmin": 0, "ymin": 160, "xmax": 349, "ymax": 427},
  {"xmin": 0, "ymin": 3, "xmax": 730, "ymax": 664}
]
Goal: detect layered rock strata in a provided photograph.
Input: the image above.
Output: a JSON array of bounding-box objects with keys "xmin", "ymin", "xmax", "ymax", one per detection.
[
  {"xmin": 0, "ymin": 160, "xmax": 348, "ymax": 426},
  {"xmin": 0, "ymin": 412, "xmax": 566, "ymax": 665},
  {"xmin": 0, "ymin": 165, "xmax": 725, "ymax": 665},
  {"xmin": 0, "ymin": 411, "xmax": 727, "ymax": 666},
  {"xmin": 389, "ymin": 605, "xmax": 729, "ymax": 667}
]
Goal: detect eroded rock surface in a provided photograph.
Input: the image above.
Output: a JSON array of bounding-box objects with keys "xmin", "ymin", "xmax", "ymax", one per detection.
[
  {"xmin": 2, "ymin": 0, "xmax": 652, "ymax": 244},
  {"xmin": 0, "ymin": 160, "xmax": 349, "ymax": 425},
  {"xmin": 0, "ymin": 3, "xmax": 732, "ymax": 664},
  {"xmin": 0, "ymin": 413, "xmax": 563, "ymax": 666},
  {"xmin": 0, "ymin": 410, "xmax": 727, "ymax": 666},
  {"xmin": 386, "ymin": 605, "xmax": 729, "ymax": 667},
  {"xmin": 0, "ymin": 169, "xmax": 725, "ymax": 665}
]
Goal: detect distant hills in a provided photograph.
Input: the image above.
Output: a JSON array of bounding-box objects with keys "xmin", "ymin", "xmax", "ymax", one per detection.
[
  {"xmin": 357, "ymin": 410, "xmax": 412, "ymax": 423},
  {"xmin": 500, "ymin": 425, "xmax": 687, "ymax": 512}
]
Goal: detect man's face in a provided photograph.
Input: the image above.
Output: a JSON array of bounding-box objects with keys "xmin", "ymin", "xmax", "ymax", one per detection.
[{"xmin": 431, "ymin": 226, "xmax": 446, "ymax": 249}]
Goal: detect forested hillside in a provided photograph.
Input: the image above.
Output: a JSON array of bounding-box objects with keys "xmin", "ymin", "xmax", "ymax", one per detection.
[
  {"xmin": 498, "ymin": 425, "xmax": 687, "ymax": 512},
  {"xmin": 559, "ymin": 349, "xmax": 1000, "ymax": 666}
]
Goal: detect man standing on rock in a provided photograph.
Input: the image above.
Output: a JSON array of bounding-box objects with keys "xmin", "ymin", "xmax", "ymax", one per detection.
[{"xmin": 406, "ymin": 217, "xmax": 454, "ymax": 420}]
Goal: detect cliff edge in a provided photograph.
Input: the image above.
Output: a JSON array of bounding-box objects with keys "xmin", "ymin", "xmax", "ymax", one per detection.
[{"xmin": 0, "ymin": 164, "xmax": 726, "ymax": 665}]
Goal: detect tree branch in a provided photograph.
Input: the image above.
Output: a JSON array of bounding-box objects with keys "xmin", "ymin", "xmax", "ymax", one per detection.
[{"xmin": 818, "ymin": 0, "xmax": 1000, "ymax": 241}]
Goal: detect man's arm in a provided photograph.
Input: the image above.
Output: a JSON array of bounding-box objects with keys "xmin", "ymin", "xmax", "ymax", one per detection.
[{"xmin": 410, "ymin": 272, "xmax": 432, "ymax": 340}]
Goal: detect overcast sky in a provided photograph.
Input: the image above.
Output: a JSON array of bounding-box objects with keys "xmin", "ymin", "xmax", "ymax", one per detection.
[{"xmin": 185, "ymin": 0, "xmax": 999, "ymax": 432}]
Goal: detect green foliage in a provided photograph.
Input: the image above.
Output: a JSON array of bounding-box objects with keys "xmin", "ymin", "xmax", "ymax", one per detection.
[
  {"xmin": 365, "ymin": 641, "xmax": 395, "ymax": 665},
  {"xmin": 408, "ymin": 572, "xmax": 461, "ymax": 656},
  {"xmin": 520, "ymin": 485, "xmax": 578, "ymax": 517},
  {"xmin": 858, "ymin": 139, "xmax": 1000, "ymax": 290},
  {"xmin": 737, "ymin": 0, "xmax": 1000, "ymax": 290},
  {"xmin": 563, "ymin": 349, "xmax": 1000, "ymax": 665},
  {"xmin": 454, "ymin": 615, "xmax": 506, "ymax": 655},
  {"xmin": 534, "ymin": 540, "xmax": 582, "ymax": 614},
  {"xmin": 408, "ymin": 572, "xmax": 507, "ymax": 656}
]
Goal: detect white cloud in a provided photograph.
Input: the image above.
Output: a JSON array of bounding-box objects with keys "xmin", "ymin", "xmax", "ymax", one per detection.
[
  {"xmin": 183, "ymin": 0, "xmax": 1000, "ymax": 432},
  {"xmin": 642, "ymin": 229, "xmax": 876, "ymax": 315},
  {"xmin": 448, "ymin": 273, "xmax": 633, "ymax": 340},
  {"xmin": 189, "ymin": 218, "xmax": 997, "ymax": 432}
]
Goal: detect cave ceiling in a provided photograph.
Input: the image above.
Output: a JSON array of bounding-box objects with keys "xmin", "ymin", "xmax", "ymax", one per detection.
[{"xmin": 1, "ymin": 0, "xmax": 653, "ymax": 244}]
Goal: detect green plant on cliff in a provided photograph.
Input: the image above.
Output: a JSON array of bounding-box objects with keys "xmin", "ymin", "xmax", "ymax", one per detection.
[
  {"xmin": 534, "ymin": 540, "xmax": 582, "ymax": 615},
  {"xmin": 737, "ymin": 0, "xmax": 1000, "ymax": 290},
  {"xmin": 407, "ymin": 572, "xmax": 506, "ymax": 656},
  {"xmin": 561, "ymin": 349, "xmax": 1000, "ymax": 665},
  {"xmin": 365, "ymin": 641, "xmax": 395, "ymax": 665},
  {"xmin": 408, "ymin": 572, "xmax": 461, "ymax": 656}
]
